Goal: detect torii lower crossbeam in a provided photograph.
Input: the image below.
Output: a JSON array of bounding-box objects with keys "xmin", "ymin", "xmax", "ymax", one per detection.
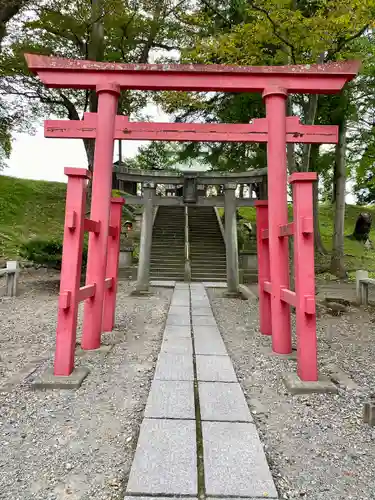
[{"xmin": 45, "ymin": 113, "xmax": 338, "ymax": 144}]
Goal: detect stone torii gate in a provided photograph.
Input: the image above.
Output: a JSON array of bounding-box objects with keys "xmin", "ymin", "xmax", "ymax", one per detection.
[{"xmin": 25, "ymin": 53, "xmax": 359, "ymax": 388}]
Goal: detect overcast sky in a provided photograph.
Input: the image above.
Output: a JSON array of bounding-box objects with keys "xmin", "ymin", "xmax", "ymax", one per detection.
[
  {"xmin": 4, "ymin": 100, "xmax": 170, "ymax": 183},
  {"xmin": 5, "ymin": 127, "xmax": 153, "ymax": 183}
]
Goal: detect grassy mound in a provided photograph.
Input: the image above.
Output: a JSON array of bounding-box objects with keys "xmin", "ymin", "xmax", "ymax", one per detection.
[{"xmin": 0, "ymin": 176, "xmax": 66, "ymax": 260}]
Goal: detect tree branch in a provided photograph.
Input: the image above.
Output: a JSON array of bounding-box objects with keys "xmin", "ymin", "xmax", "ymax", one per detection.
[
  {"xmin": 326, "ymin": 24, "xmax": 369, "ymax": 61},
  {"xmin": 246, "ymin": 1, "xmax": 297, "ymax": 64}
]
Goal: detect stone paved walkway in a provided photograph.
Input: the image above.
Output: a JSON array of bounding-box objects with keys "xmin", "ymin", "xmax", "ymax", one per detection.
[{"xmin": 125, "ymin": 283, "xmax": 278, "ymax": 500}]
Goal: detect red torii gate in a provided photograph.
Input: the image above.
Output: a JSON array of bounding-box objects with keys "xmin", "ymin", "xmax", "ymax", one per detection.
[{"xmin": 25, "ymin": 54, "xmax": 360, "ymax": 386}]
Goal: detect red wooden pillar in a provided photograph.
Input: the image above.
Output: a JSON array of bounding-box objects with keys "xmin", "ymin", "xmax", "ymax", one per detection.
[
  {"xmin": 290, "ymin": 172, "xmax": 318, "ymax": 381},
  {"xmin": 54, "ymin": 168, "xmax": 90, "ymax": 376},
  {"xmin": 103, "ymin": 197, "xmax": 125, "ymax": 332},
  {"xmin": 82, "ymin": 84, "xmax": 120, "ymax": 350},
  {"xmin": 263, "ymin": 87, "xmax": 292, "ymax": 354},
  {"xmin": 255, "ymin": 200, "xmax": 271, "ymax": 335}
]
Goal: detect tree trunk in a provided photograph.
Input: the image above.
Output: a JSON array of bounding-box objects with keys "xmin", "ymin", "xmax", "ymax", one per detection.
[
  {"xmin": 313, "ymin": 178, "xmax": 327, "ymax": 254},
  {"xmin": 310, "ymin": 143, "xmax": 327, "ymax": 254},
  {"xmin": 85, "ymin": 0, "xmax": 105, "ymax": 171},
  {"xmin": 332, "ymin": 158, "xmax": 337, "ymax": 204},
  {"xmin": 301, "ymin": 94, "xmax": 319, "ymax": 171},
  {"xmin": 330, "ymin": 119, "xmax": 347, "ymax": 278}
]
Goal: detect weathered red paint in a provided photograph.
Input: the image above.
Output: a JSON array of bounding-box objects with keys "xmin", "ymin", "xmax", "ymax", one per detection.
[
  {"xmin": 81, "ymin": 84, "xmax": 120, "ymax": 351},
  {"xmin": 264, "ymin": 88, "xmax": 292, "ymax": 355},
  {"xmin": 25, "ymin": 53, "xmax": 360, "ymax": 93},
  {"xmin": 103, "ymin": 197, "xmax": 125, "ymax": 333},
  {"xmin": 44, "ymin": 114, "xmax": 338, "ymax": 144},
  {"xmin": 255, "ymin": 200, "xmax": 271, "ymax": 336},
  {"xmin": 54, "ymin": 168, "xmax": 90, "ymax": 376},
  {"xmin": 290, "ymin": 172, "xmax": 318, "ymax": 381}
]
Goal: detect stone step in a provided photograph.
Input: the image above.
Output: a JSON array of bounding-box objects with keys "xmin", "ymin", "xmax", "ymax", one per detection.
[
  {"xmin": 190, "ymin": 249, "xmax": 226, "ymax": 254},
  {"xmin": 153, "ymin": 240, "xmax": 184, "ymax": 242},
  {"xmin": 191, "ymin": 276, "xmax": 227, "ymax": 281},
  {"xmin": 191, "ymin": 276, "xmax": 226, "ymax": 281},
  {"xmin": 150, "ymin": 262, "xmax": 185, "ymax": 268},
  {"xmin": 190, "ymin": 242, "xmax": 224, "ymax": 246},
  {"xmin": 191, "ymin": 260, "xmax": 226, "ymax": 265},
  {"xmin": 150, "ymin": 273, "xmax": 185, "ymax": 279},
  {"xmin": 151, "ymin": 257, "xmax": 184, "ymax": 262},
  {"xmin": 192, "ymin": 264, "xmax": 227, "ymax": 270},
  {"xmin": 152, "ymin": 241, "xmax": 185, "ymax": 244},
  {"xmin": 191, "ymin": 252, "xmax": 225, "ymax": 255}
]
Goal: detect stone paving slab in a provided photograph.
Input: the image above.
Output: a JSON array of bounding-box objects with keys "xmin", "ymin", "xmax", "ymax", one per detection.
[
  {"xmin": 192, "ymin": 315, "xmax": 217, "ymax": 327},
  {"xmin": 161, "ymin": 337, "xmax": 193, "ymax": 355},
  {"xmin": 172, "ymin": 290, "xmax": 190, "ymax": 298},
  {"xmin": 193, "ymin": 325, "xmax": 221, "ymax": 337},
  {"xmin": 199, "ymin": 382, "xmax": 253, "ymax": 422},
  {"xmin": 194, "ymin": 333, "xmax": 227, "ymax": 356},
  {"xmin": 125, "ymin": 497, "xmax": 196, "ymax": 500},
  {"xmin": 150, "ymin": 280, "xmax": 176, "ymax": 288},
  {"xmin": 196, "ymin": 355, "xmax": 237, "ymax": 382},
  {"xmin": 155, "ymin": 353, "xmax": 194, "ymax": 381},
  {"xmin": 163, "ymin": 326, "xmax": 192, "ymax": 339},
  {"xmin": 191, "ymin": 307, "xmax": 213, "ymax": 316},
  {"xmin": 191, "ymin": 301, "xmax": 211, "ymax": 309},
  {"xmin": 190, "ymin": 291, "xmax": 208, "ymax": 298},
  {"xmin": 203, "ymin": 281, "xmax": 227, "ymax": 288},
  {"xmin": 166, "ymin": 314, "xmax": 191, "ymax": 326},
  {"xmin": 144, "ymin": 380, "xmax": 195, "ymax": 419},
  {"xmin": 168, "ymin": 306, "xmax": 191, "ymax": 317},
  {"xmin": 171, "ymin": 297, "xmax": 190, "ymax": 306},
  {"xmin": 126, "ymin": 419, "xmax": 197, "ymax": 495},
  {"xmin": 207, "ymin": 497, "xmax": 276, "ymax": 500},
  {"xmin": 202, "ymin": 421, "xmax": 278, "ymax": 498}
]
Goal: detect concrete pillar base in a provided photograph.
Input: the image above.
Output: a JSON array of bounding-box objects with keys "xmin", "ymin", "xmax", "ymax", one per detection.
[
  {"xmin": 32, "ymin": 367, "xmax": 90, "ymax": 390},
  {"xmin": 282, "ymin": 372, "xmax": 338, "ymax": 395}
]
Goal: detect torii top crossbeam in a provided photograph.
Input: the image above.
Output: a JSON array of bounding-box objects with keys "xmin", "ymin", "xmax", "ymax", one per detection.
[{"xmin": 25, "ymin": 54, "xmax": 360, "ymax": 93}]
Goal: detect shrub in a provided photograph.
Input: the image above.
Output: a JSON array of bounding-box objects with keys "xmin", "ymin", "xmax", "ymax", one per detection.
[{"xmin": 20, "ymin": 237, "xmax": 88, "ymax": 269}]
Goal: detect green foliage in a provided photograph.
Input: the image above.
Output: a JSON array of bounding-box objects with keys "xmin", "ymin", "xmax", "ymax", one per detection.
[
  {"xmin": 128, "ymin": 142, "xmax": 181, "ymax": 171},
  {"xmin": 0, "ymin": 0, "xmax": 194, "ymax": 164},
  {"xmin": 0, "ymin": 176, "xmax": 66, "ymax": 259},
  {"xmin": 19, "ymin": 237, "xmax": 88, "ymax": 268},
  {"xmin": 154, "ymin": 0, "xmax": 375, "ymax": 180},
  {"xmin": 20, "ymin": 237, "xmax": 62, "ymax": 268}
]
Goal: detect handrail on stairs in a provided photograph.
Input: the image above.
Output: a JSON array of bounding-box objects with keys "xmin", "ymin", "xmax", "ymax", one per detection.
[{"xmin": 184, "ymin": 206, "xmax": 191, "ymax": 282}]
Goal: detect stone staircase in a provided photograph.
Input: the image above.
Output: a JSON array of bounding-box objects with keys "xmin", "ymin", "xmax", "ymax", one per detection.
[
  {"xmin": 150, "ymin": 206, "xmax": 185, "ymax": 281},
  {"xmin": 188, "ymin": 206, "xmax": 227, "ymax": 282}
]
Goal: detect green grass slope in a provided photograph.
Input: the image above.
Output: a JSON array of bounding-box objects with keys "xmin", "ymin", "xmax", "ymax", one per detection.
[
  {"xmin": 1, "ymin": 175, "xmax": 375, "ymax": 276},
  {"xmin": 0, "ymin": 175, "xmax": 66, "ymax": 260},
  {"xmin": 239, "ymin": 205, "xmax": 375, "ymax": 277}
]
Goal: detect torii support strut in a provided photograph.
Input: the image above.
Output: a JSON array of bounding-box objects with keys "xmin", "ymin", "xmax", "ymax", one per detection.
[{"xmin": 25, "ymin": 54, "xmax": 359, "ymax": 380}]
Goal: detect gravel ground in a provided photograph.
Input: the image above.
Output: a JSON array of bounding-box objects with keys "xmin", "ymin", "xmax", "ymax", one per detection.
[
  {"xmin": 208, "ymin": 288, "xmax": 375, "ymax": 500},
  {"xmin": 0, "ymin": 276, "xmax": 171, "ymax": 500}
]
